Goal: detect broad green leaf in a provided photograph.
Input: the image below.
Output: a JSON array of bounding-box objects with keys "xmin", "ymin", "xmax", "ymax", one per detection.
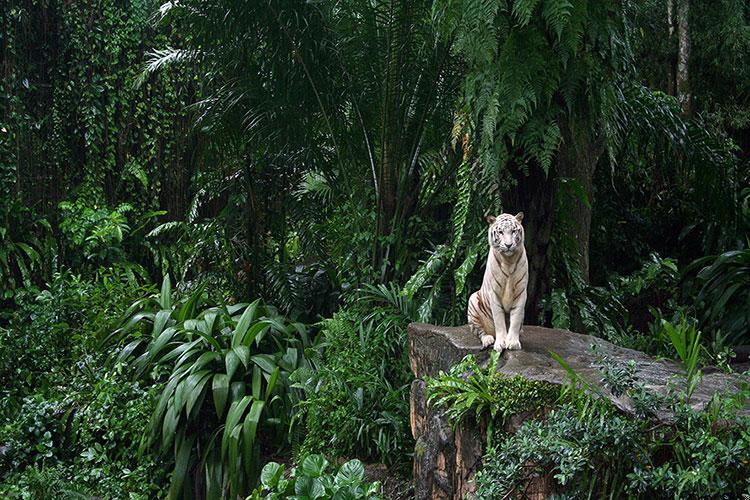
[
  {"xmin": 186, "ymin": 371, "xmax": 212, "ymax": 416},
  {"xmin": 251, "ymin": 354, "xmax": 277, "ymax": 374},
  {"xmin": 260, "ymin": 462, "xmax": 284, "ymax": 488},
  {"xmin": 242, "ymin": 400, "xmax": 265, "ymax": 476},
  {"xmin": 295, "ymin": 476, "xmax": 325, "ymax": 499},
  {"xmin": 160, "ymin": 339, "xmax": 201, "ymax": 365},
  {"xmin": 232, "ymin": 299, "xmax": 262, "ymax": 348},
  {"xmin": 228, "ymin": 423, "xmax": 243, "ymax": 491},
  {"xmin": 190, "ymin": 351, "xmax": 221, "ymax": 374},
  {"xmin": 167, "ymin": 433, "xmax": 195, "ymax": 500},
  {"xmin": 230, "ymin": 381, "xmax": 246, "ymax": 402},
  {"xmin": 335, "ymin": 459, "xmax": 364, "ymax": 486},
  {"xmin": 160, "ymin": 274, "xmax": 172, "ymax": 310},
  {"xmin": 162, "ymin": 402, "xmax": 180, "ymax": 450},
  {"xmin": 233, "ymin": 345, "xmax": 250, "ymax": 368},
  {"xmin": 178, "ymin": 281, "xmax": 206, "ymax": 322},
  {"xmin": 265, "ymin": 367, "xmax": 280, "ymax": 402},
  {"xmin": 225, "ymin": 350, "xmax": 241, "ymax": 380},
  {"xmin": 221, "ymin": 396, "xmax": 253, "ymax": 458},
  {"xmin": 212, "ymin": 373, "xmax": 229, "ymax": 416},
  {"xmin": 240, "ymin": 320, "xmax": 271, "ymax": 347},
  {"xmin": 149, "ymin": 325, "xmax": 178, "ymax": 360},
  {"xmin": 302, "ymin": 454, "xmax": 329, "ymax": 478}
]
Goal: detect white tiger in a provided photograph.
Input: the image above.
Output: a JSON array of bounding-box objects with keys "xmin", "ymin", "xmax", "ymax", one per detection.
[{"xmin": 467, "ymin": 212, "xmax": 528, "ymax": 352}]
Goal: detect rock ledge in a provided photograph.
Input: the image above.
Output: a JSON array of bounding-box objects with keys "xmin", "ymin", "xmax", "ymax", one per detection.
[{"xmin": 408, "ymin": 323, "xmax": 749, "ymax": 500}]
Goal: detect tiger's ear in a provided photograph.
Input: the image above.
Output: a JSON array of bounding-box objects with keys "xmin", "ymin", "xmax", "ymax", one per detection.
[
  {"xmin": 515, "ymin": 212, "xmax": 524, "ymax": 224},
  {"xmin": 486, "ymin": 215, "xmax": 496, "ymax": 225}
]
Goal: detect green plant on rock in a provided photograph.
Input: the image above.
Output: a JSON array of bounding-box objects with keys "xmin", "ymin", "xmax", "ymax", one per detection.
[
  {"xmin": 475, "ymin": 399, "xmax": 645, "ymax": 499},
  {"xmin": 110, "ymin": 276, "xmax": 311, "ymax": 499},
  {"xmin": 248, "ymin": 455, "xmax": 382, "ymax": 500},
  {"xmin": 426, "ymin": 353, "xmax": 559, "ymax": 437}
]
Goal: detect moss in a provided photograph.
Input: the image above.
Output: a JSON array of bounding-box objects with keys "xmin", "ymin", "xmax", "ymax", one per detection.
[
  {"xmin": 487, "ymin": 373, "xmax": 559, "ymax": 423},
  {"xmin": 426, "ymin": 353, "xmax": 559, "ymax": 427}
]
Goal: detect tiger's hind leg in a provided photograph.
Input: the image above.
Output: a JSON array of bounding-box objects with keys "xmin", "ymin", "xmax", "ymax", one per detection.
[{"xmin": 468, "ymin": 291, "xmax": 495, "ymax": 349}]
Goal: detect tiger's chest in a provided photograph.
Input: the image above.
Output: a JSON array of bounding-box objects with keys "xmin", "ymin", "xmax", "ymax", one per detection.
[{"xmin": 488, "ymin": 252, "xmax": 525, "ymax": 311}]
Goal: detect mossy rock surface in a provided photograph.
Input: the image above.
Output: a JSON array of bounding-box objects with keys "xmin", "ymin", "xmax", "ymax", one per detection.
[{"xmin": 408, "ymin": 322, "xmax": 750, "ymax": 500}]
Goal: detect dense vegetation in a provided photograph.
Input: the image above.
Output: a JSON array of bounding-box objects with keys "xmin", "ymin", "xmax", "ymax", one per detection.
[{"xmin": 1, "ymin": 0, "xmax": 748, "ymax": 498}]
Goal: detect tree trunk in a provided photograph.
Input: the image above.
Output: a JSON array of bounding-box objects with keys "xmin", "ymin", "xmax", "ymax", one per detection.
[
  {"xmin": 505, "ymin": 163, "xmax": 558, "ymax": 324},
  {"xmin": 666, "ymin": 0, "xmax": 676, "ymax": 96},
  {"xmin": 504, "ymin": 118, "xmax": 601, "ymax": 325},
  {"xmin": 676, "ymin": 0, "xmax": 691, "ymax": 115},
  {"xmin": 557, "ymin": 117, "xmax": 604, "ymax": 284}
]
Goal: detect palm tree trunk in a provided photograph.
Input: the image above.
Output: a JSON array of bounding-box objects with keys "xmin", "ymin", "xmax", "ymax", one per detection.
[{"xmin": 676, "ymin": 0, "xmax": 692, "ymax": 115}]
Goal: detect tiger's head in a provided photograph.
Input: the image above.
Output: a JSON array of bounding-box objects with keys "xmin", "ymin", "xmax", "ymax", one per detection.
[{"xmin": 487, "ymin": 212, "xmax": 524, "ymax": 256}]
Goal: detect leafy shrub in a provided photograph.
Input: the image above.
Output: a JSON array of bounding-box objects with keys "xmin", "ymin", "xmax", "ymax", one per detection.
[
  {"xmin": 111, "ymin": 277, "xmax": 311, "ymax": 498},
  {"xmin": 0, "ymin": 204, "xmax": 52, "ymax": 301},
  {"xmin": 0, "ymin": 395, "xmax": 66, "ymax": 470},
  {"xmin": 0, "ymin": 368, "xmax": 168, "ymax": 499},
  {"xmin": 0, "ymin": 269, "xmax": 152, "ymax": 415},
  {"xmin": 684, "ymin": 246, "xmax": 750, "ymax": 345},
  {"xmin": 249, "ymin": 455, "xmax": 382, "ymax": 500},
  {"xmin": 297, "ymin": 285, "xmax": 414, "ymax": 472},
  {"xmin": 59, "ymin": 199, "xmax": 134, "ymax": 267},
  {"xmin": 475, "ymin": 399, "xmax": 646, "ymax": 498},
  {"xmin": 545, "ymin": 253, "xmax": 679, "ymax": 340},
  {"xmin": 475, "ymin": 347, "xmax": 750, "ymax": 498},
  {"xmin": 426, "ymin": 352, "xmax": 558, "ymax": 431}
]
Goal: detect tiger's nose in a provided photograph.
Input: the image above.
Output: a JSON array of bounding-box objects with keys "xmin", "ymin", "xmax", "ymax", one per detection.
[{"xmin": 504, "ymin": 243, "xmax": 513, "ymax": 250}]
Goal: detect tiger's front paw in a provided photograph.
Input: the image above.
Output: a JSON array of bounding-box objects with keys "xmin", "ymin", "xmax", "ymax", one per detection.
[
  {"xmin": 505, "ymin": 337, "xmax": 522, "ymax": 350},
  {"xmin": 480, "ymin": 335, "xmax": 494, "ymax": 349}
]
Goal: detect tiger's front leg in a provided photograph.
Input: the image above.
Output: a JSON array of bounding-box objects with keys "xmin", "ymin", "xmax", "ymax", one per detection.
[
  {"xmin": 505, "ymin": 300, "xmax": 525, "ymax": 350},
  {"xmin": 491, "ymin": 300, "xmax": 507, "ymax": 353}
]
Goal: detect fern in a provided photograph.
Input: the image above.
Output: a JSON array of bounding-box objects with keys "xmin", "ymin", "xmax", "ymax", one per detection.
[
  {"xmin": 512, "ymin": 0, "xmax": 542, "ymax": 27},
  {"xmin": 542, "ymin": 0, "xmax": 574, "ymax": 40}
]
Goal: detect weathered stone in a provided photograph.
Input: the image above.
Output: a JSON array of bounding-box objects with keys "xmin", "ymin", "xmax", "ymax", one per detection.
[{"xmin": 408, "ymin": 322, "xmax": 750, "ymax": 500}]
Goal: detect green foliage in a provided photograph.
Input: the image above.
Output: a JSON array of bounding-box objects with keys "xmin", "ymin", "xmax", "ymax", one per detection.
[
  {"xmin": 434, "ymin": 0, "xmax": 620, "ymax": 178},
  {"xmin": 426, "ymin": 353, "xmax": 558, "ymax": 429},
  {"xmin": 0, "ymin": 269, "xmax": 167, "ymax": 498},
  {"xmin": 684, "ymin": 246, "xmax": 750, "ymax": 345},
  {"xmin": 112, "ymin": 277, "xmax": 311, "ymax": 498},
  {"xmin": 297, "ymin": 286, "xmax": 414, "ymax": 472},
  {"xmin": 0, "ymin": 372, "xmax": 168, "ymax": 499},
  {"xmin": 0, "ymin": 270, "xmax": 153, "ymax": 413},
  {"xmin": 249, "ymin": 456, "xmax": 382, "ymax": 500},
  {"xmin": 544, "ymin": 252, "xmax": 679, "ymax": 343},
  {"xmin": 476, "ymin": 398, "xmax": 645, "ymax": 498},
  {"xmin": 0, "ymin": 204, "xmax": 52, "ymax": 300},
  {"xmin": 476, "ymin": 353, "xmax": 750, "ymax": 499}
]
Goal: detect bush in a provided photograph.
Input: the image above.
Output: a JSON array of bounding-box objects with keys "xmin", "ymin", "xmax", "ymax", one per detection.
[
  {"xmin": 426, "ymin": 352, "xmax": 559, "ymax": 431},
  {"xmin": 684, "ymin": 246, "xmax": 750, "ymax": 345},
  {"xmin": 249, "ymin": 455, "xmax": 382, "ymax": 500},
  {"xmin": 0, "ymin": 368, "xmax": 168, "ymax": 499},
  {"xmin": 474, "ymin": 351, "xmax": 750, "ymax": 498},
  {"xmin": 297, "ymin": 285, "xmax": 414, "ymax": 472},
  {"xmin": 476, "ymin": 400, "xmax": 644, "ymax": 498},
  {"xmin": 110, "ymin": 276, "xmax": 311, "ymax": 498},
  {"xmin": 0, "ymin": 269, "xmax": 153, "ymax": 414}
]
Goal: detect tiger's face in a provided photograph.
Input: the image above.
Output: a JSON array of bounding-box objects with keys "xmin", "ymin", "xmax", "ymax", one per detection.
[{"xmin": 487, "ymin": 212, "xmax": 524, "ymax": 256}]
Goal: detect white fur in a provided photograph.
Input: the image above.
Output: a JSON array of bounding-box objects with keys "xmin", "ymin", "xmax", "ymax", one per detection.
[{"xmin": 467, "ymin": 213, "xmax": 528, "ymax": 352}]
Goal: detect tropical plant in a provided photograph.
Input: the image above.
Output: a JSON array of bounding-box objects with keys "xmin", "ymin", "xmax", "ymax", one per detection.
[
  {"xmin": 684, "ymin": 246, "xmax": 750, "ymax": 345},
  {"xmin": 296, "ymin": 284, "xmax": 416, "ymax": 471},
  {"xmin": 0, "ymin": 206, "xmax": 51, "ymax": 300},
  {"xmin": 109, "ymin": 277, "xmax": 311, "ymax": 498},
  {"xmin": 426, "ymin": 352, "xmax": 558, "ymax": 434},
  {"xmin": 249, "ymin": 455, "xmax": 382, "ymax": 500}
]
